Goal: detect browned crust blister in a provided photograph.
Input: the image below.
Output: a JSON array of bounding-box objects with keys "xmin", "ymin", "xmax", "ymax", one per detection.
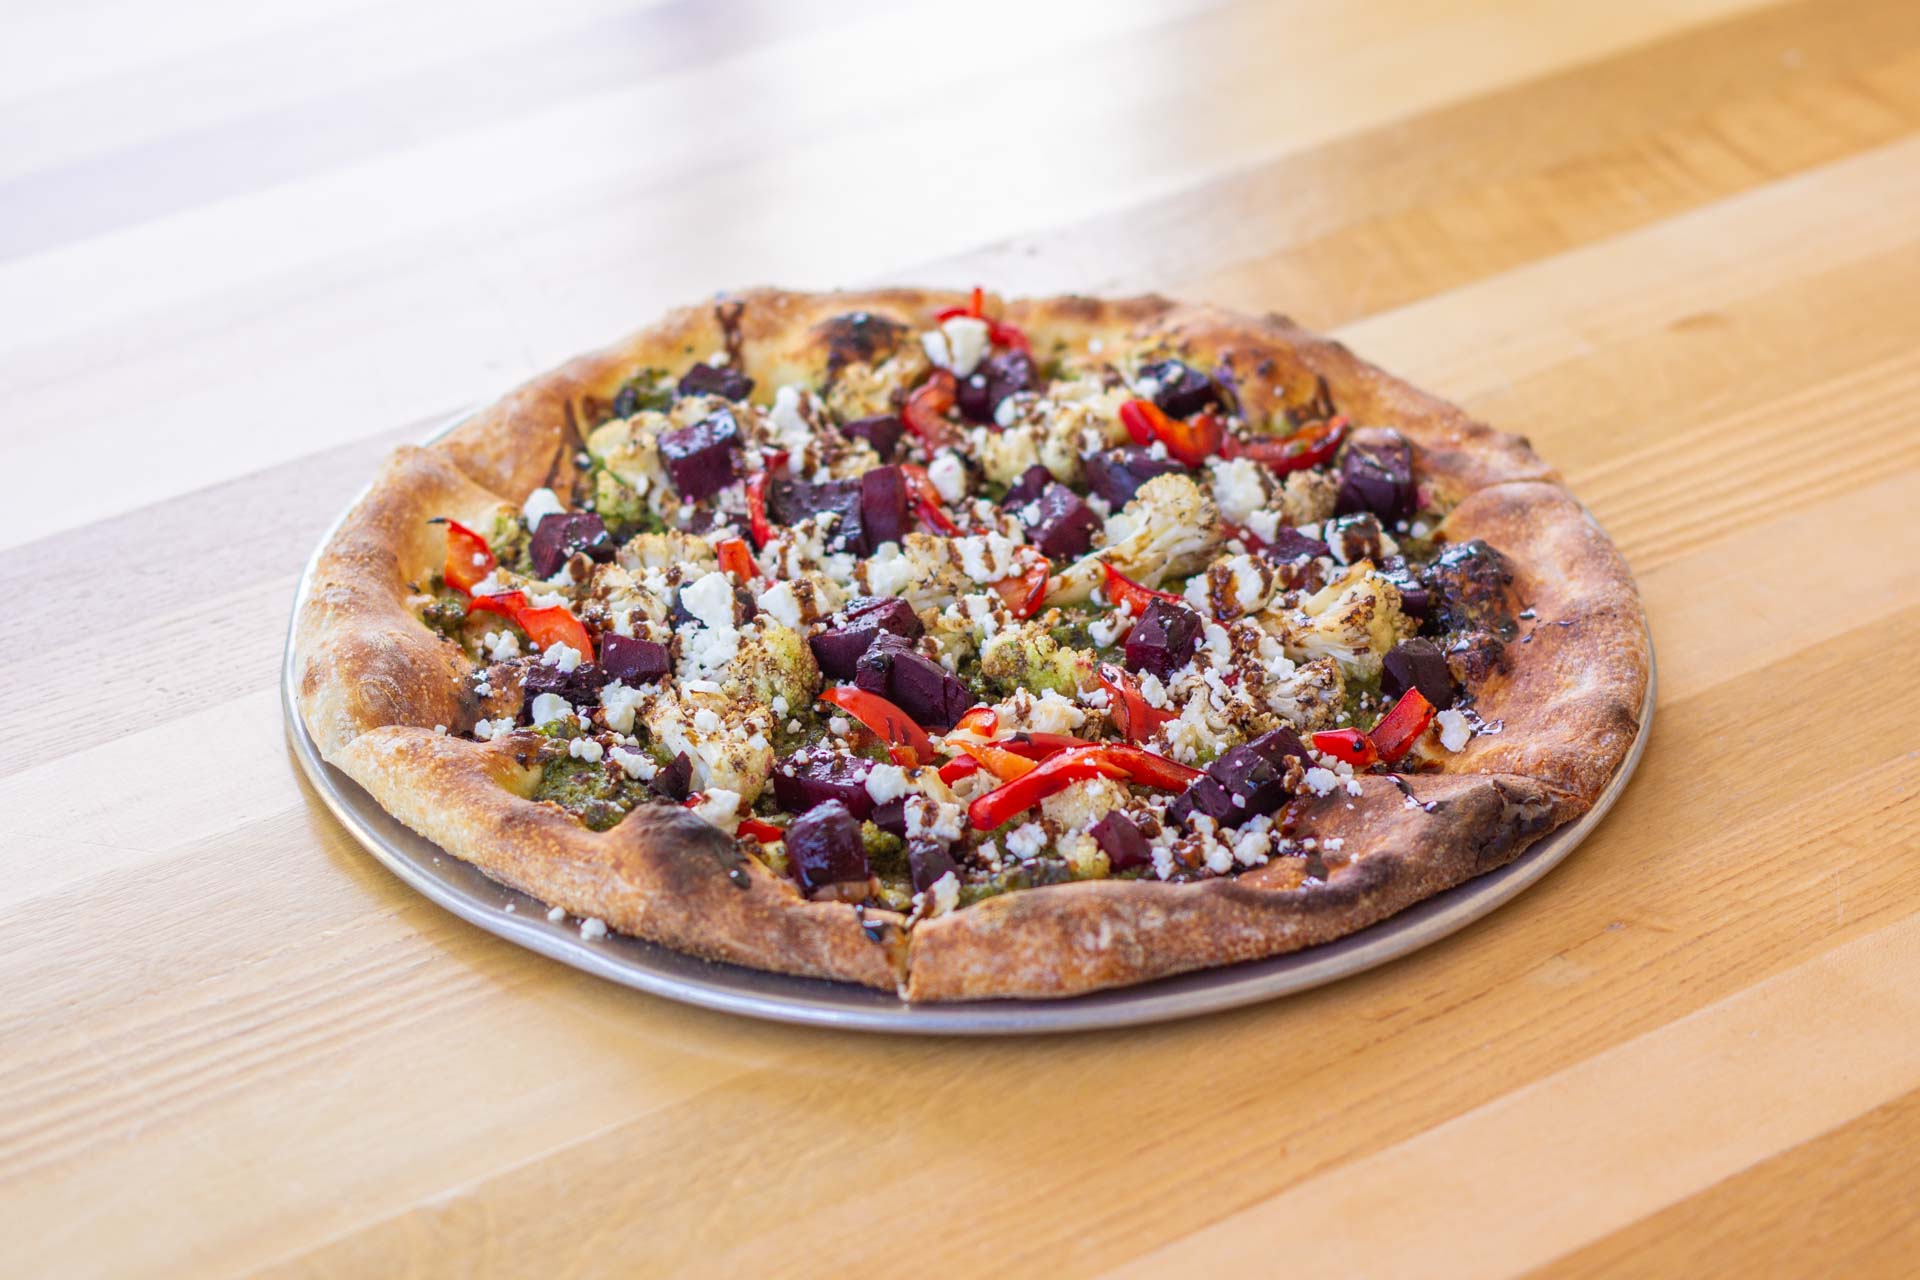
[{"xmin": 294, "ymin": 288, "xmax": 1649, "ymax": 1002}]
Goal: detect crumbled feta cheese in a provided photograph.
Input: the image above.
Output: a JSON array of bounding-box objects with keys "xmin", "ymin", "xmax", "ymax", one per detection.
[
  {"xmin": 767, "ymin": 385, "xmax": 814, "ymax": 459},
  {"xmin": 608, "ymin": 746, "xmax": 656, "ymax": 780},
  {"xmin": 928, "ymin": 451, "xmax": 968, "ymax": 504},
  {"xmin": 540, "ymin": 642, "xmax": 583, "ymax": 673},
  {"xmin": 1005, "ymin": 823, "xmax": 1048, "ymax": 860},
  {"xmin": 522, "ymin": 487, "xmax": 564, "ymax": 531},
  {"xmin": 473, "ymin": 717, "xmax": 514, "ymax": 742},
  {"xmin": 924, "ymin": 315, "xmax": 991, "ymax": 377},
  {"xmin": 483, "ymin": 629, "xmax": 521, "ymax": 661},
  {"xmin": 690, "ymin": 788, "xmax": 742, "ymax": 834},
  {"xmin": 906, "ymin": 795, "xmax": 964, "ymax": 842},
  {"xmin": 1207, "ymin": 457, "xmax": 1270, "ymax": 527},
  {"xmin": 1246, "ymin": 508, "xmax": 1283, "ymax": 545},
  {"xmin": 693, "ymin": 707, "xmax": 722, "ymax": 733},
  {"xmin": 599, "ymin": 682, "xmax": 646, "ymax": 734},
  {"xmin": 1435, "ymin": 708, "xmax": 1472, "ymax": 752},
  {"xmin": 1028, "ymin": 688, "xmax": 1087, "ymax": 734},
  {"xmin": 546, "ymin": 905, "xmax": 566, "ymax": 923},
  {"xmin": 771, "ymin": 695, "xmax": 789, "ymax": 716},
  {"xmin": 953, "ymin": 533, "xmax": 1022, "ymax": 583},
  {"xmin": 529, "ymin": 692, "xmax": 572, "ymax": 725},
  {"xmin": 579, "ymin": 916, "xmax": 608, "ymax": 940},
  {"xmin": 1302, "ymin": 766, "xmax": 1340, "ymax": 796},
  {"xmin": 756, "ymin": 580, "xmax": 804, "ymax": 630},
  {"xmin": 865, "ymin": 763, "xmax": 911, "ymax": 804},
  {"xmin": 928, "ymin": 870, "xmax": 960, "ymax": 916},
  {"xmin": 679, "ymin": 571, "xmax": 737, "ymax": 632},
  {"xmin": 568, "ymin": 737, "xmax": 604, "ymax": 763},
  {"xmin": 528, "ymin": 590, "xmax": 568, "ymax": 610}
]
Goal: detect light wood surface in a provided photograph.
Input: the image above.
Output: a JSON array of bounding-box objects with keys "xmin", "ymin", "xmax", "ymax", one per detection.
[{"xmin": 4, "ymin": 0, "xmax": 1918, "ymax": 1275}]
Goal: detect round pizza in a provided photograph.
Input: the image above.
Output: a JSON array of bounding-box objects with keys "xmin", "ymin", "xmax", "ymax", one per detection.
[{"xmin": 294, "ymin": 288, "xmax": 1650, "ymax": 1002}]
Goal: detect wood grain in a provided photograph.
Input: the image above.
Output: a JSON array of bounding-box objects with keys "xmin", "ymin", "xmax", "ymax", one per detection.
[{"xmin": 3, "ymin": 0, "xmax": 1917, "ymax": 1276}]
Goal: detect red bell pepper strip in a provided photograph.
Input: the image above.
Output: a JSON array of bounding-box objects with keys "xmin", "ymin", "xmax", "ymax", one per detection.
[
  {"xmin": 437, "ymin": 519, "xmax": 496, "ymax": 593},
  {"xmin": 1369, "ymin": 687, "xmax": 1436, "ymax": 764},
  {"xmin": 736, "ymin": 816, "xmax": 785, "ymax": 843},
  {"xmin": 934, "ymin": 287, "xmax": 1032, "ymax": 353},
  {"xmin": 901, "ymin": 462, "xmax": 965, "ymax": 535},
  {"xmin": 745, "ymin": 472, "xmax": 775, "ymax": 548},
  {"xmin": 1225, "ymin": 415, "xmax": 1347, "ymax": 475},
  {"xmin": 990, "ymin": 554, "xmax": 1051, "ymax": 619},
  {"xmin": 996, "ymin": 732, "xmax": 1088, "ymax": 760},
  {"xmin": 1311, "ymin": 727, "xmax": 1380, "ymax": 768},
  {"xmin": 1100, "ymin": 562, "xmax": 1184, "ymax": 614},
  {"xmin": 1117, "ymin": 399, "xmax": 1225, "ymax": 467},
  {"xmin": 716, "ymin": 536, "xmax": 756, "ymax": 583},
  {"xmin": 903, "ymin": 369, "xmax": 959, "ymax": 450},
  {"xmin": 818, "ymin": 686, "xmax": 934, "ymax": 766},
  {"xmin": 965, "ymin": 742, "xmax": 1200, "ymax": 830},
  {"xmin": 957, "ymin": 741, "xmax": 1037, "ymax": 781},
  {"xmin": 950, "ymin": 705, "xmax": 998, "ymax": 738},
  {"xmin": 1096, "ymin": 663, "xmax": 1177, "ymax": 742},
  {"xmin": 467, "ymin": 590, "xmax": 595, "ymax": 659},
  {"xmin": 937, "ymin": 754, "xmax": 981, "ymax": 785}
]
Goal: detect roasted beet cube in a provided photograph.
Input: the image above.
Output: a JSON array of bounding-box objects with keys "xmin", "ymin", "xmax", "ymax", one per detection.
[
  {"xmin": 650, "ymin": 751, "xmax": 693, "ymax": 800},
  {"xmin": 855, "ymin": 634, "xmax": 972, "ymax": 729},
  {"xmin": 766, "ymin": 475, "xmax": 866, "ymax": 552},
  {"xmin": 860, "ymin": 466, "xmax": 911, "ymax": 550},
  {"xmin": 1381, "ymin": 638, "xmax": 1454, "ymax": 710},
  {"xmin": 1378, "ymin": 557, "xmax": 1430, "ymax": 620},
  {"xmin": 1022, "ymin": 484, "xmax": 1100, "ymax": 560},
  {"xmin": 1167, "ymin": 727, "xmax": 1311, "ymax": 829},
  {"xmin": 772, "ymin": 749, "xmax": 875, "ymax": 820},
  {"xmin": 518, "ymin": 661, "xmax": 609, "ymax": 721},
  {"xmin": 956, "ymin": 351, "xmax": 1039, "ymax": 423},
  {"xmin": 1336, "ymin": 432, "xmax": 1415, "ymax": 521},
  {"xmin": 809, "ymin": 628, "xmax": 877, "ymax": 681},
  {"xmin": 842, "ymin": 414, "xmax": 904, "ymax": 461},
  {"xmin": 872, "ymin": 796, "xmax": 908, "ymax": 838},
  {"xmin": 1263, "ymin": 527, "xmax": 1330, "ymax": 562},
  {"xmin": 529, "ymin": 511, "xmax": 613, "ymax": 577},
  {"xmin": 676, "ymin": 362, "xmax": 754, "ymax": 402},
  {"xmin": 908, "ymin": 839, "xmax": 958, "ymax": 892},
  {"xmin": 1123, "ymin": 599, "xmax": 1201, "ymax": 679},
  {"xmin": 1139, "ymin": 359, "xmax": 1220, "ymax": 418},
  {"xmin": 599, "ymin": 634, "xmax": 670, "ymax": 684},
  {"xmin": 810, "ymin": 594, "xmax": 924, "ymax": 679},
  {"xmin": 786, "ymin": 800, "xmax": 869, "ymax": 890},
  {"xmin": 658, "ymin": 409, "xmax": 740, "ymax": 501},
  {"xmin": 1001, "ymin": 464, "xmax": 1054, "ymax": 510},
  {"xmin": 1082, "ymin": 446, "xmax": 1190, "ymax": 509},
  {"xmin": 843, "ymin": 595, "xmax": 924, "ymax": 639},
  {"xmin": 1089, "ymin": 811, "xmax": 1150, "ymax": 870}
]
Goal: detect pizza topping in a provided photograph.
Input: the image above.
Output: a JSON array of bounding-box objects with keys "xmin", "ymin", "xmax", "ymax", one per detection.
[
  {"xmin": 530, "ymin": 511, "xmax": 613, "ymax": 578},
  {"xmin": 599, "ymin": 633, "xmax": 670, "ymax": 685},
  {"xmin": 1166, "ymin": 726, "xmax": 1313, "ymax": 829},
  {"xmin": 1088, "ymin": 810, "xmax": 1152, "ymax": 871},
  {"xmin": 437, "ymin": 519, "xmax": 496, "ymax": 593},
  {"xmin": 1018, "ymin": 482, "xmax": 1100, "ymax": 560},
  {"xmin": 658, "ymin": 409, "xmax": 741, "ymax": 501},
  {"xmin": 1336, "ymin": 431, "xmax": 1416, "ymax": 521},
  {"xmin": 1380, "ymin": 637, "xmax": 1454, "ymax": 711},
  {"xmin": 1123, "ymin": 598, "xmax": 1201, "ymax": 679},
  {"xmin": 773, "ymin": 747, "xmax": 878, "ymax": 819},
  {"xmin": 675, "ymin": 362, "xmax": 754, "ymax": 403},
  {"xmin": 1080, "ymin": 445, "xmax": 1191, "ymax": 509},
  {"xmin": 1119, "ymin": 398, "xmax": 1226, "ymax": 467},
  {"xmin": 841, "ymin": 413, "xmax": 904, "ymax": 461},
  {"xmin": 1226, "ymin": 415, "xmax": 1347, "ymax": 474},
  {"xmin": 1433, "ymin": 707, "xmax": 1472, "ymax": 752},
  {"xmin": 1137, "ymin": 359, "xmax": 1223, "ymax": 419},
  {"xmin": 818, "ymin": 684, "xmax": 934, "ymax": 764},
  {"xmin": 1368, "ymin": 687, "xmax": 1438, "ymax": 764},
  {"xmin": 850, "ymin": 635, "xmax": 973, "ymax": 732}
]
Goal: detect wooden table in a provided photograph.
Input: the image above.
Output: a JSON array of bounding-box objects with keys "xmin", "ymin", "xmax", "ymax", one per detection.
[{"xmin": 5, "ymin": 0, "xmax": 1918, "ymax": 1274}]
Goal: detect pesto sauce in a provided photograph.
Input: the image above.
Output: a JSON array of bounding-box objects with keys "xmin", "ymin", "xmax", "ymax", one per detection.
[{"xmin": 533, "ymin": 756, "xmax": 655, "ymax": 832}]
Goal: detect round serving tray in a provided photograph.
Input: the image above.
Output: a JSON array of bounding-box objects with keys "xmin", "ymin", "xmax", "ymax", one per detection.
[{"xmin": 284, "ymin": 416, "xmax": 1654, "ymax": 1035}]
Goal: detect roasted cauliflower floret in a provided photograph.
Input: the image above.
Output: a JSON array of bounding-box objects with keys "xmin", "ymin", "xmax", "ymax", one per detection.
[
  {"xmin": 618, "ymin": 529, "xmax": 718, "ymax": 574},
  {"xmin": 979, "ymin": 622, "xmax": 1096, "ymax": 697},
  {"xmin": 1048, "ymin": 473, "xmax": 1223, "ymax": 606},
  {"xmin": 1277, "ymin": 467, "xmax": 1339, "ymax": 526},
  {"xmin": 640, "ymin": 687, "xmax": 776, "ymax": 801},
  {"xmin": 858, "ymin": 532, "xmax": 971, "ymax": 611},
  {"xmin": 1035, "ymin": 382, "xmax": 1131, "ymax": 485},
  {"xmin": 1261, "ymin": 562, "xmax": 1412, "ymax": 678},
  {"xmin": 721, "ymin": 620, "xmax": 822, "ymax": 711},
  {"xmin": 968, "ymin": 422, "xmax": 1042, "ymax": 486},
  {"xmin": 1039, "ymin": 776, "xmax": 1130, "ymax": 833},
  {"xmin": 586, "ymin": 413, "xmax": 682, "ymax": 526},
  {"xmin": 822, "ymin": 351, "xmax": 929, "ymax": 421}
]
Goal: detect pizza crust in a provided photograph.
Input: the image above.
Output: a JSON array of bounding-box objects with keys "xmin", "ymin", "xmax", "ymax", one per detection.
[{"xmin": 294, "ymin": 287, "xmax": 1649, "ymax": 1001}]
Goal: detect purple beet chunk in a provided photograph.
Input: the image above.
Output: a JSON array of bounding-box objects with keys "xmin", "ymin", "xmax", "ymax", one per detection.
[
  {"xmin": 872, "ymin": 797, "xmax": 908, "ymax": 838},
  {"xmin": 1123, "ymin": 599, "xmax": 1201, "ymax": 680},
  {"xmin": 908, "ymin": 840, "xmax": 958, "ymax": 892},
  {"xmin": 657, "ymin": 409, "xmax": 740, "ymax": 501},
  {"xmin": 1081, "ymin": 446, "xmax": 1190, "ymax": 509},
  {"xmin": 1335, "ymin": 432, "xmax": 1415, "ymax": 521},
  {"xmin": 599, "ymin": 633, "xmax": 670, "ymax": 684},
  {"xmin": 1378, "ymin": 557, "xmax": 1430, "ymax": 620},
  {"xmin": 771, "ymin": 748, "xmax": 875, "ymax": 820},
  {"xmin": 1025, "ymin": 484, "xmax": 1100, "ymax": 559},
  {"xmin": 842, "ymin": 414, "xmax": 904, "ymax": 461},
  {"xmin": 1001, "ymin": 464, "xmax": 1053, "ymax": 509},
  {"xmin": 529, "ymin": 511, "xmax": 612, "ymax": 577},
  {"xmin": 518, "ymin": 661, "xmax": 609, "ymax": 721},
  {"xmin": 859, "ymin": 466, "xmax": 911, "ymax": 550},
  {"xmin": 767, "ymin": 475, "xmax": 866, "ymax": 552},
  {"xmin": 842, "ymin": 595, "xmax": 924, "ymax": 639},
  {"xmin": 809, "ymin": 626, "xmax": 879, "ymax": 680},
  {"xmin": 1140, "ymin": 358, "xmax": 1220, "ymax": 418},
  {"xmin": 1089, "ymin": 811, "xmax": 1150, "ymax": 870},
  {"xmin": 785, "ymin": 800, "xmax": 869, "ymax": 890},
  {"xmin": 956, "ymin": 351, "xmax": 1039, "ymax": 423},
  {"xmin": 853, "ymin": 632, "xmax": 915, "ymax": 696},
  {"xmin": 1168, "ymin": 727, "xmax": 1311, "ymax": 829},
  {"xmin": 676, "ymin": 362, "xmax": 754, "ymax": 402},
  {"xmin": 1381, "ymin": 638, "xmax": 1454, "ymax": 710},
  {"xmin": 1262, "ymin": 527, "xmax": 1331, "ymax": 562},
  {"xmin": 650, "ymin": 752, "xmax": 693, "ymax": 801}
]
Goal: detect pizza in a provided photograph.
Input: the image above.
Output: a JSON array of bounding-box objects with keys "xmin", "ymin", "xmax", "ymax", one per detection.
[{"xmin": 294, "ymin": 288, "xmax": 1649, "ymax": 1002}]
